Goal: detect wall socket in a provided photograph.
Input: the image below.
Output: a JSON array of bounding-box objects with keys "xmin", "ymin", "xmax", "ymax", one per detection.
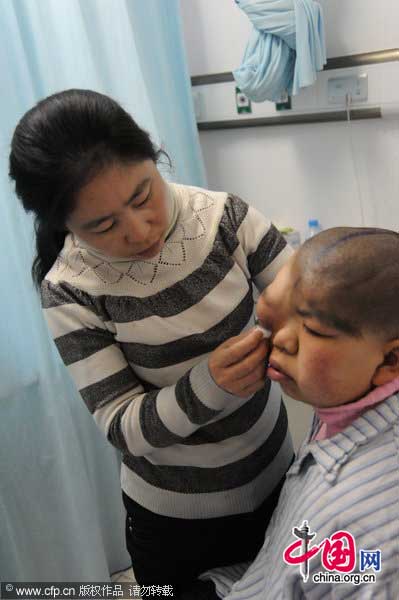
[
  {"xmin": 328, "ymin": 74, "xmax": 368, "ymax": 104},
  {"xmin": 235, "ymin": 87, "xmax": 252, "ymax": 114}
]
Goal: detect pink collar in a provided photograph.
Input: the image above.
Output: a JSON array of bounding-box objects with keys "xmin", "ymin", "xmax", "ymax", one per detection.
[{"xmin": 314, "ymin": 377, "xmax": 399, "ymax": 440}]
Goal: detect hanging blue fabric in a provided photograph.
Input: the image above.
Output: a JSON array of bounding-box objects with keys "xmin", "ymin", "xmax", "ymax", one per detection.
[{"xmin": 234, "ymin": 0, "xmax": 326, "ymax": 102}]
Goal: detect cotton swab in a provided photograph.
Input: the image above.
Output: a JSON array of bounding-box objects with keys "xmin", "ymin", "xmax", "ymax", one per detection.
[{"xmin": 254, "ymin": 317, "xmax": 272, "ymax": 339}]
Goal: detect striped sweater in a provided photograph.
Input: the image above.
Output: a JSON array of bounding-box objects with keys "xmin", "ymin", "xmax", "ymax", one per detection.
[
  {"xmin": 41, "ymin": 183, "xmax": 294, "ymax": 519},
  {"xmin": 203, "ymin": 394, "xmax": 399, "ymax": 598}
]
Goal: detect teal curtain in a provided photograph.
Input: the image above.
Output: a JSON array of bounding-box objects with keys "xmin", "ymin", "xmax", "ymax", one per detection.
[
  {"xmin": 0, "ymin": 0, "xmax": 206, "ymax": 581},
  {"xmin": 234, "ymin": 0, "xmax": 326, "ymax": 102}
]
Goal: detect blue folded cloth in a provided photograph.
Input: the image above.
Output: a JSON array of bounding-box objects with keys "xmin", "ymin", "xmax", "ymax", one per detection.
[{"xmin": 234, "ymin": 0, "xmax": 326, "ymax": 102}]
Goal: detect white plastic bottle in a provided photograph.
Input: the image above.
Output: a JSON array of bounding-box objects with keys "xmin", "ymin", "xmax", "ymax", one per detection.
[{"xmin": 307, "ymin": 219, "xmax": 322, "ymax": 239}]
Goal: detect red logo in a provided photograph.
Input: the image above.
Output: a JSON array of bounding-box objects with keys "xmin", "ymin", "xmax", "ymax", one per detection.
[{"xmin": 283, "ymin": 521, "xmax": 356, "ymax": 582}]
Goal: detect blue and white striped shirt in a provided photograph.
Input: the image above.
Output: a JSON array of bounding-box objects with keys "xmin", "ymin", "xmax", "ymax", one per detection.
[{"xmin": 203, "ymin": 394, "xmax": 399, "ymax": 599}]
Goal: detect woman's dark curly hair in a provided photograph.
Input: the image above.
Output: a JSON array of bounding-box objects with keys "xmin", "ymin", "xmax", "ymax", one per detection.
[{"xmin": 9, "ymin": 89, "xmax": 169, "ymax": 287}]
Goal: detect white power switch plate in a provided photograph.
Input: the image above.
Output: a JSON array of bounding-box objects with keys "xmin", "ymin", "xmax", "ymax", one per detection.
[{"xmin": 327, "ymin": 74, "xmax": 368, "ymax": 104}]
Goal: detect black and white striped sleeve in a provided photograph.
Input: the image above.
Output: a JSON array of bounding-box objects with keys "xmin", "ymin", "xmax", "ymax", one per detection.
[
  {"xmin": 41, "ymin": 280, "xmax": 240, "ymax": 457},
  {"xmin": 226, "ymin": 195, "xmax": 293, "ymax": 293}
]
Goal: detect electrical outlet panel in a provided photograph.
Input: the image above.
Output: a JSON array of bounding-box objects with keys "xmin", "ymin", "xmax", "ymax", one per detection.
[{"xmin": 328, "ymin": 74, "xmax": 368, "ymax": 104}]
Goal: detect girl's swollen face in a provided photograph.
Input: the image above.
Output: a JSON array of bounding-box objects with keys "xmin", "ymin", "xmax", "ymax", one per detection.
[
  {"xmin": 256, "ymin": 255, "xmax": 386, "ymax": 409},
  {"xmin": 66, "ymin": 160, "xmax": 169, "ymax": 260}
]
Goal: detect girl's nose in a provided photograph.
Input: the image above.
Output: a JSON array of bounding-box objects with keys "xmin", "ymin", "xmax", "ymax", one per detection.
[{"xmin": 272, "ymin": 325, "xmax": 298, "ymax": 355}]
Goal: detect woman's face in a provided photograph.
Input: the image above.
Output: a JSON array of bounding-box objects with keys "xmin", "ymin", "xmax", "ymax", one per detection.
[{"xmin": 66, "ymin": 160, "xmax": 169, "ymax": 259}]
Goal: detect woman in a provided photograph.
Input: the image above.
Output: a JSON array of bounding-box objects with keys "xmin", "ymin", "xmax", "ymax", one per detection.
[{"xmin": 9, "ymin": 89, "xmax": 293, "ymax": 597}]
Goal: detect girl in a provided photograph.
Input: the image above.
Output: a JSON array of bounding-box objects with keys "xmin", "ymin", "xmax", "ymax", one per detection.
[{"xmin": 204, "ymin": 227, "xmax": 399, "ymax": 598}]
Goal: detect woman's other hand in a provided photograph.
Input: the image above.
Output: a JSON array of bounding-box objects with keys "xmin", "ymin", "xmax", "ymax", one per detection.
[{"xmin": 208, "ymin": 329, "xmax": 269, "ymax": 397}]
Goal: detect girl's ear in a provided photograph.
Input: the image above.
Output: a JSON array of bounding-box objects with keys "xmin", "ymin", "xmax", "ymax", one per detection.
[{"xmin": 372, "ymin": 341, "xmax": 399, "ymax": 386}]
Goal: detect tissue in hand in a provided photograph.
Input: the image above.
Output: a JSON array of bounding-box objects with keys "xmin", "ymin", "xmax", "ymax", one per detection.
[{"xmin": 254, "ymin": 318, "xmax": 271, "ymax": 338}]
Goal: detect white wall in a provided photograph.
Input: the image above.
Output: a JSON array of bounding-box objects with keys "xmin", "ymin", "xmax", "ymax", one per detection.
[
  {"xmin": 180, "ymin": 0, "xmax": 399, "ymax": 447},
  {"xmin": 181, "ymin": 0, "xmax": 399, "ymax": 75},
  {"xmin": 180, "ymin": 0, "xmax": 399, "ymax": 239}
]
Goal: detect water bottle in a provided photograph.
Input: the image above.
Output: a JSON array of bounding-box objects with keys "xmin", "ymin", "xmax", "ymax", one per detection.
[{"xmin": 307, "ymin": 219, "xmax": 322, "ymax": 239}]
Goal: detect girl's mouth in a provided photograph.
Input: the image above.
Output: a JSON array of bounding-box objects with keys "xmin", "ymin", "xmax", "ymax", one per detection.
[{"xmin": 267, "ymin": 359, "xmax": 293, "ymax": 383}]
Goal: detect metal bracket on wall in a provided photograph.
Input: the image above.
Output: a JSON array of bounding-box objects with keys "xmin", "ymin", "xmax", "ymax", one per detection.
[
  {"xmin": 192, "ymin": 48, "xmax": 398, "ymax": 129},
  {"xmin": 191, "ymin": 48, "xmax": 399, "ymax": 87}
]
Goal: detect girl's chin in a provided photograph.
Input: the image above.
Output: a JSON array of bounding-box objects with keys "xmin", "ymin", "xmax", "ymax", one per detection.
[{"xmin": 277, "ymin": 379, "xmax": 302, "ymax": 401}]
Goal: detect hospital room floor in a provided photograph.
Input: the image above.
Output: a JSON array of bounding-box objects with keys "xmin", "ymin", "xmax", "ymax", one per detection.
[{"xmin": 111, "ymin": 567, "xmax": 135, "ymax": 583}]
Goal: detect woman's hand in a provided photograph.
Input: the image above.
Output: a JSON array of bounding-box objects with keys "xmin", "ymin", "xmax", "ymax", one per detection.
[{"xmin": 208, "ymin": 329, "xmax": 270, "ymax": 397}]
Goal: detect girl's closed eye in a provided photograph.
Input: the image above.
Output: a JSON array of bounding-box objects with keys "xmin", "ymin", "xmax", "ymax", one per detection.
[{"xmin": 303, "ymin": 323, "xmax": 335, "ymax": 339}]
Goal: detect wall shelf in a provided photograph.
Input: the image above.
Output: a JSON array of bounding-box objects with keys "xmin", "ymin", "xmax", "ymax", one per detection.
[{"xmin": 197, "ymin": 107, "xmax": 381, "ymax": 131}]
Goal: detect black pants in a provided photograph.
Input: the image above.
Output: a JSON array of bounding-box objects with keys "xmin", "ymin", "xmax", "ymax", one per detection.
[{"xmin": 122, "ymin": 477, "xmax": 284, "ymax": 598}]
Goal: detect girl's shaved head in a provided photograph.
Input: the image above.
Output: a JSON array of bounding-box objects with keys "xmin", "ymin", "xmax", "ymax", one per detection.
[{"xmin": 296, "ymin": 228, "xmax": 399, "ymax": 340}]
